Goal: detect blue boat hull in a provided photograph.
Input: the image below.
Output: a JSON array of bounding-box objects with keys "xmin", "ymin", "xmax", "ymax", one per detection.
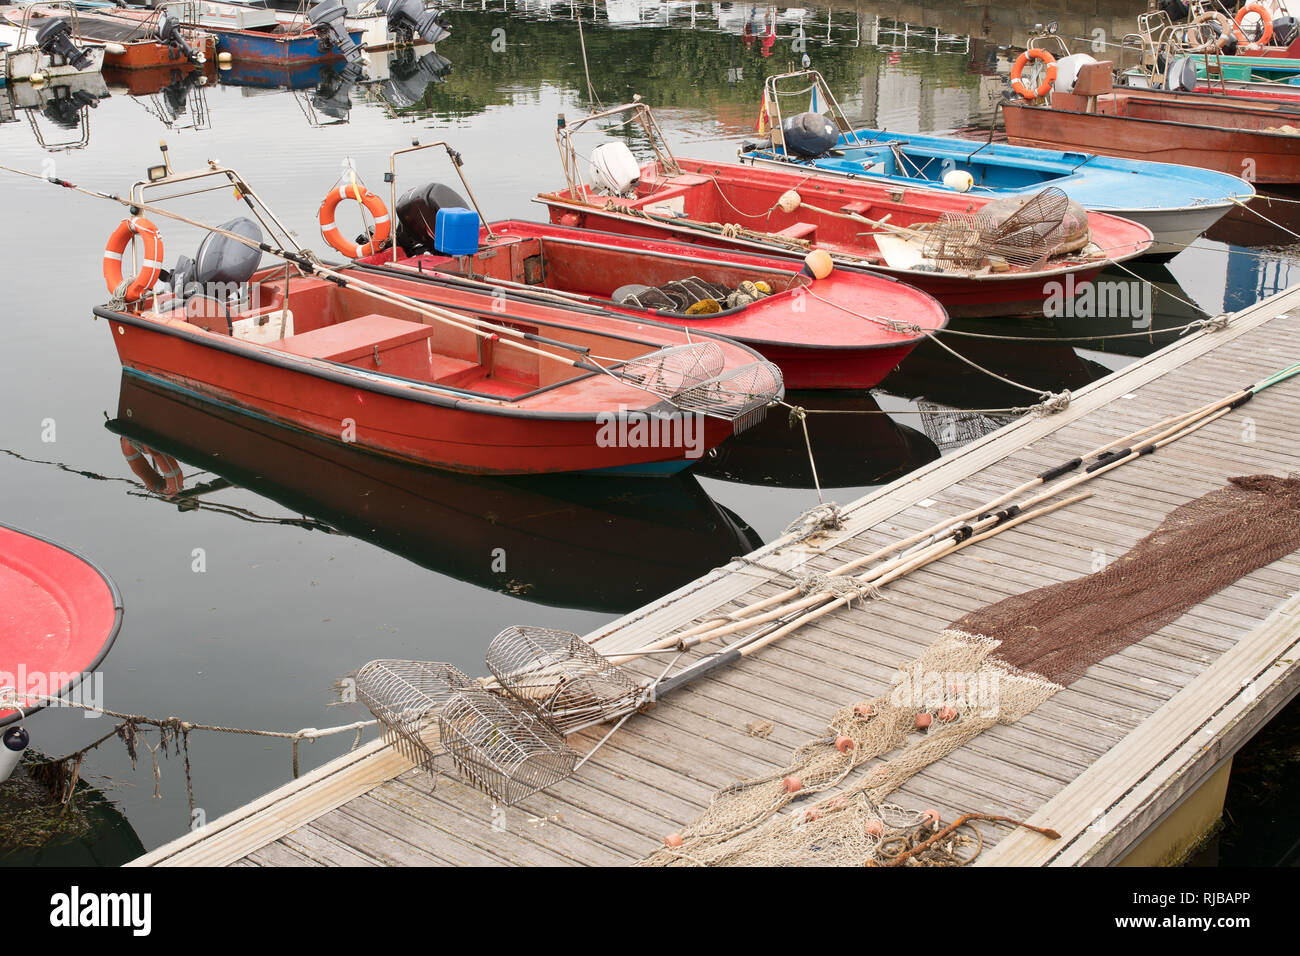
[
  {"xmin": 742, "ymin": 127, "xmax": 1255, "ymax": 258},
  {"xmin": 213, "ymin": 28, "xmax": 364, "ymax": 65}
]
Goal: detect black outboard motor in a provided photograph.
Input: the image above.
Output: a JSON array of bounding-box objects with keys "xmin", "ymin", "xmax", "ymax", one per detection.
[
  {"xmin": 394, "ymin": 182, "xmax": 468, "ymax": 253},
  {"xmin": 312, "ymin": 61, "xmax": 362, "ymax": 121},
  {"xmin": 42, "ymin": 89, "xmax": 98, "ymax": 129},
  {"xmin": 171, "ymin": 218, "xmax": 264, "ymax": 304},
  {"xmin": 35, "ymin": 18, "xmax": 94, "ymax": 71},
  {"xmin": 308, "ymin": 0, "xmax": 362, "ymax": 66},
  {"xmin": 377, "ymin": 0, "xmax": 450, "ymax": 46},
  {"xmin": 1157, "ymin": 0, "xmax": 1191, "ymax": 23},
  {"xmin": 1274, "ymin": 15, "xmax": 1299, "ymax": 47},
  {"xmin": 781, "ymin": 111, "xmax": 838, "ymax": 159},
  {"xmin": 380, "ymin": 48, "xmax": 450, "ymax": 108},
  {"xmin": 157, "ymin": 10, "xmax": 203, "ymax": 65}
]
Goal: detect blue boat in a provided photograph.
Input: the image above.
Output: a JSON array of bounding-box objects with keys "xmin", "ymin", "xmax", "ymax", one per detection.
[
  {"xmin": 211, "ymin": 26, "xmax": 364, "ymax": 65},
  {"xmin": 740, "ymin": 70, "xmax": 1255, "ymax": 259}
]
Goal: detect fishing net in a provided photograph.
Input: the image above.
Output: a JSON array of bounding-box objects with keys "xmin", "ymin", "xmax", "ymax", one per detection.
[
  {"xmin": 951, "ymin": 474, "xmax": 1300, "ymax": 685},
  {"xmin": 921, "ymin": 187, "xmax": 1091, "ymax": 271},
  {"xmin": 644, "ymin": 475, "xmax": 1300, "ymax": 866}
]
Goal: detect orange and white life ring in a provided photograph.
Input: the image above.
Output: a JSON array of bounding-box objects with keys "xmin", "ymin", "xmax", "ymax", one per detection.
[
  {"xmin": 1010, "ymin": 49, "xmax": 1057, "ymax": 101},
  {"xmin": 319, "ymin": 183, "xmax": 391, "ymax": 259},
  {"xmin": 1234, "ymin": 3, "xmax": 1274, "ymax": 48},
  {"xmin": 1191, "ymin": 10, "xmax": 1238, "ymax": 52},
  {"xmin": 102, "ymin": 217, "xmax": 164, "ymax": 303},
  {"xmin": 120, "ymin": 437, "xmax": 184, "ymax": 496}
]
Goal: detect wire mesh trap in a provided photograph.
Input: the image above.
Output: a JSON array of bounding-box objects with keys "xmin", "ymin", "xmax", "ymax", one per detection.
[
  {"xmin": 614, "ymin": 341, "xmax": 726, "ymax": 398},
  {"xmin": 675, "ymin": 361, "xmax": 785, "ymax": 421},
  {"xmin": 486, "ymin": 626, "xmax": 645, "ymax": 735},
  {"xmin": 355, "ymin": 660, "xmax": 478, "ymax": 772},
  {"xmin": 438, "ymin": 688, "xmax": 579, "ymax": 806},
  {"xmin": 921, "ymin": 187, "xmax": 1085, "ymax": 271}
]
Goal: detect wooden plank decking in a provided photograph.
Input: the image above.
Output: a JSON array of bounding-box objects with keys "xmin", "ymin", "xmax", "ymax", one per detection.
[{"xmin": 130, "ymin": 287, "xmax": 1300, "ymax": 867}]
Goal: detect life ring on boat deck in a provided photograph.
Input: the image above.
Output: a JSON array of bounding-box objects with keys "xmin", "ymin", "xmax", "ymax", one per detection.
[
  {"xmin": 1010, "ymin": 49, "xmax": 1057, "ymax": 101},
  {"xmin": 119, "ymin": 437, "xmax": 184, "ymax": 496},
  {"xmin": 319, "ymin": 184, "xmax": 392, "ymax": 259},
  {"xmin": 1190, "ymin": 11, "xmax": 1237, "ymax": 52},
  {"xmin": 102, "ymin": 217, "xmax": 164, "ymax": 303},
  {"xmin": 1233, "ymin": 3, "xmax": 1274, "ymax": 49}
]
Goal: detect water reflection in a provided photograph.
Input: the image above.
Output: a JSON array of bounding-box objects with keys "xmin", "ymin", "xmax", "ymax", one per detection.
[{"xmin": 107, "ymin": 374, "xmax": 761, "ymax": 614}]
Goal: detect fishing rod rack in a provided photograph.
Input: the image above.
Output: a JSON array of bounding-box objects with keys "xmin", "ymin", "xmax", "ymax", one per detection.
[
  {"xmin": 356, "ymin": 627, "xmax": 653, "ymax": 806},
  {"xmin": 555, "ymin": 100, "xmax": 681, "ymax": 198}
]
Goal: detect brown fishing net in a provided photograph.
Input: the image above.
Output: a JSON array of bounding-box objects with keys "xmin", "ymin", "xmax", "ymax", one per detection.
[
  {"xmin": 921, "ymin": 187, "xmax": 1092, "ymax": 271},
  {"xmin": 643, "ymin": 475, "xmax": 1300, "ymax": 866},
  {"xmin": 951, "ymin": 475, "xmax": 1300, "ymax": 686}
]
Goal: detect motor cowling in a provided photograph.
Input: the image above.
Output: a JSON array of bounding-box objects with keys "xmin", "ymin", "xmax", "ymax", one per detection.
[
  {"xmin": 172, "ymin": 218, "xmax": 263, "ymax": 304},
  {"xmin": 1274, "ymin": 15, "xmax": 1299, "ymax": 46},
  {"xmin": 35, "ymin": 18, "xmax": 94, "ymax": 71},
  {"xmin": 378, "ymin": 0, "xmax": 451, "ymax": 46},
  {"xmin": 157, "ymin": 10, "xmax": 203, "ymax": 65},
  {"xmin": 781, "ymin": 111, "xmax": 838, "ymax": 159},
  {"xmin": 312, "ymin": 61, "xmax": 362, "ymax": 120},
  {"xmin": 381, "ymin": 48, "xmax": 451, "ymax": 108},
  {"xmin": 589, "ymin": 142, "xmax": 641, "ymax": 196},
  {"xmin": 308, "ymin": 0, "xmax": 362, "ymax": 65},
  {"xmin": 395, "ymin": 182, "xmax": 469, "ymax": 252}
]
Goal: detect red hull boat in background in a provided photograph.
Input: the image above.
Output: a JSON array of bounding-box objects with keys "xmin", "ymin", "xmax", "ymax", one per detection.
[
  {"xmin": 534, "ymin": 105, "xmax": 1153, "ymax": 319},
  {"xmin": 354, "ymin": 218, "xmax": 949, "ymax": 390}
]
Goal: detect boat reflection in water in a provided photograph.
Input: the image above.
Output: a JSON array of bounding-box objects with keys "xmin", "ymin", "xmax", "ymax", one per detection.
[
  {"xmin": 695, "ymin": 390, "xmax": 940, "ymax": 489},
  {"xmin": 106, "ymin": 374, "xmax": 761, "ymax": 614}
]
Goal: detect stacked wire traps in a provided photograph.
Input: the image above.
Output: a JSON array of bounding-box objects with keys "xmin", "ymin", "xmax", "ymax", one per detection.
[
  {"xmin": 356, "ymin": 628, "xmax": 646, "ymax": 805},
  {"xmin": 921, "ymin": 187, "xmax": 1088, "ymax": 271}
]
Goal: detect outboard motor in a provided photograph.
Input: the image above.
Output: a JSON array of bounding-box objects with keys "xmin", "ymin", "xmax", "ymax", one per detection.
[
  {"xmin": 35, "ymin": 18, "xmax": 94, "ymax": 71},
  {"xmin": 781, "ymin": 111, "xmax": 838, "ymax": 159},
  {"xmin": 380, "ymin": 48, "xmax": 450, "ymax": 108},
  {"xmin": 377, "ymin": 0, "xmax": 451, "ymax": 46},
  {"xmin": 589, "ymin": 142, "xmax": 640, "ymax": 196},
  {"xmin": 394, "ymin": 181, "xmax": 469, "ymax": 252},
  {"xmin": 312, "ymin": 61, "xmax": 362, "ymax": 121},
  {"xmin": 308, "ymin": 0, "xmax": 362, "ymax": 66},
  {"xmin": 1274, "ymin": 15, "xmax": 1299, "ymax": 47},
  {"xmin": 42, "ymin": 89, "xmax": 98, "ymax": 129},
  {"xmin": 171, "ymin": 217, "xmax": 264, "ymax": 304},
  {"xmin": 157, "ymin": 10, "xmax": 203, "ymax": 65},
  {"xmin": 1157, "ymin": 0, "xmax": 1191, "ymax": 23}
]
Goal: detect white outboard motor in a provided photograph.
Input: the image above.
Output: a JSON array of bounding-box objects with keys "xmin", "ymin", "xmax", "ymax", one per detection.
[
  {"xmin": 308, "ymin": 0, "xmax": 363, "ymax": 66},
  {"xmin": 0, "ymin": 726, "xmax": 29, "ymax": 783},
  {"xmin": 377, "ymin": 0, "xmax": 451, "ymax": 46},
  {"xmin": 1052, "ymin": 53, "xmax": 1097, "ymax": 93},
  {"xmin": 781, "ymin": 111, "xmax": 839, "ymax": 158},
  {"xmin": 158, "ymin": 10, "xmax": 204, "ymax": 65},
  {"xmin": 35, "ymin": 18, "xmax": 94, "ymax": 71},
  {"xmin": 589, "ymin": 142, "xmax": 641, "ymax": 197}
]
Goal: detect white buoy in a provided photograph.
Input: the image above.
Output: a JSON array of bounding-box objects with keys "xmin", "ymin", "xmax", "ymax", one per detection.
[
  {"xmin": 942, "ymin": 169, "xmax": 974, "ymax": 193},
  {"xmin": 29, "ymin": 72, "xmax": 47, "ymax": 88},
  {"xmin": 105, "ymin": 42, "xmax": 127, "ymax": 56},
  {"xmin": 0, "ymin": 726, "xmax": 29, "ymax": 783},
  {"xmin": 217, "ymin": 51, "xmax": 233, "ymax": 69}
]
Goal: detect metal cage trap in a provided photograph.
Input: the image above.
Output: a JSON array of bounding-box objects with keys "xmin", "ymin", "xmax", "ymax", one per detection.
[
  {"xmin": 355, "ymin": 627, "xmax": 651, "ymax": 806},
  {"xmin": 921, "ymin": 186, "xmax": 1077, "ymax": 271}
]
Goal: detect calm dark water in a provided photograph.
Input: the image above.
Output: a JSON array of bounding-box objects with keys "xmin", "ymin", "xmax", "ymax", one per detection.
[{"xmin": 1, "ymin": 0, "xmax": 1297, "ymax": 864}]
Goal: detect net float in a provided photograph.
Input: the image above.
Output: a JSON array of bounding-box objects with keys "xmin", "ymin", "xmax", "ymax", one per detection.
[
  {"xmin": 864, "ymin": 819, "xmax": 885, "ymax": 837},
  {"xmin": 664, "ymin": 832, "xmax": 683, "ymax": 848},
  {"xmin": 915, "ymin": 712, "xmax": 933, "ymax": 729},
  {"xmin": 834, "ymin": 735, "xmax": 854, "ymax": 753},
  {"xmin": 853, "ymin": 704, "xmax": 874, "ymax": 718},
  {"xmin": 782, "ymin": 775, "xmax": 802, "ymax": 794},
  {"xmin": 937, "ymin": 705, "xmax": 958, "ymax": 722},
  {"xmin": 921, "ymin": 808, "xmax": 942, "ymax": 827}
]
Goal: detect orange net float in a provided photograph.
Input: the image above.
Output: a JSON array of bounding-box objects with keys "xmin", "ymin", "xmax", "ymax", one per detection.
[
  {"xmin": 102, "ymin": 217, "xmax": 164, "ymax": 303},
  {"xmin": 319, "ymin": 183, "xmax": 392, "ymax": 259},
  {"xmin": 1009, "ymin": 48, "xmax": 1057, "ymax": 101},
  {"xmin": 1234, "ymin": 3, "xmax": 1274, "ymax": 48}
]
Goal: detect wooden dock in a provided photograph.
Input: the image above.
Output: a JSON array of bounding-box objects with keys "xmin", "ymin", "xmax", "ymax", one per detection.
[{"xmin": 130, "ymin": 288, "xmax": 1300, "ymax": 867}]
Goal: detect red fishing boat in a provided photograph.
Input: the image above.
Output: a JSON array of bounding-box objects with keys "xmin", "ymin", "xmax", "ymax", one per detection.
[
  {"xmin": 0, "ymin": 524, "xmax": 122, "ymax": 727},
  {"xmin": 335, "ymin": 146, "xmax": 948, "ymax": 389},
  {"xmin": 92, "ymin": 156, "xmax": 782, "ymax": 478},
  {"xmin": 534, "ymin": 104, "xmax": 1153, "ymax": 319}
]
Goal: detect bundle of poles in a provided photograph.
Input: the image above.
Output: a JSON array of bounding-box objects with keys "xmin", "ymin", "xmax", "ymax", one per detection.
[{"xmin": 584, "ymin": 359, "xmax": 1300, "ymax": 689}]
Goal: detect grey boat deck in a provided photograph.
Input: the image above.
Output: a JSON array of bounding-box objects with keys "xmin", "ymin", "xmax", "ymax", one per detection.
[{"xmin": 131, "ymin": 287, "xmax": 1300, "ymax": 867}]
